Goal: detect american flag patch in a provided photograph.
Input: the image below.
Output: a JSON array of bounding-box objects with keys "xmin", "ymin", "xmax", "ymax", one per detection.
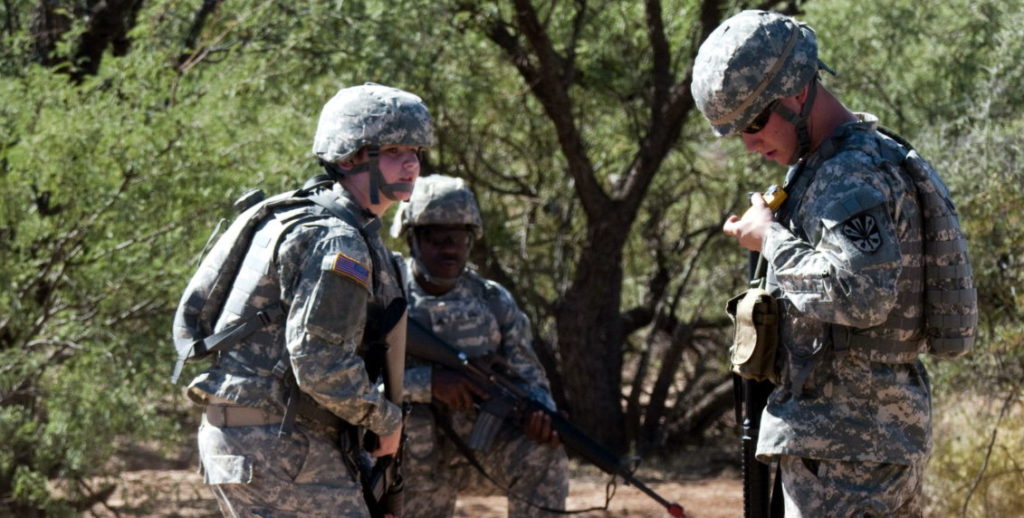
[{"xmin": 331, "ymin": 252, "xmax": 370, "ymax": 290}]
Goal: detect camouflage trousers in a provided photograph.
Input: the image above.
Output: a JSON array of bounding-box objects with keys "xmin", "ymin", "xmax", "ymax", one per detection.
[
  {"xmin": 197, "ymin": 415, "xmax": 368, "ymax": 517},
  {"xmin": 402, "ymin": 404, "xmax": 570, "ymax": 518},
  {"xmin": 779, "ymin": 455, "xmax": 923, "ymax": 518}
]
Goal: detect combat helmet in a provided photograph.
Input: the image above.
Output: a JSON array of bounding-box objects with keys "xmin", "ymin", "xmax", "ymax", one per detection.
[
  {"xmin": 312, "ymin": 83, "xmax": 434, "ymax": 203},
  {"xmin": 391, "ymin": 174, "xmax": 482, "ymax": 286},
  {"xmin": 391, "ymin": 174, "xmax": 483, "ymax": 238},
  {"xmin": 691, "ymin": 10, "xmax": 833, "ymax": 158}
]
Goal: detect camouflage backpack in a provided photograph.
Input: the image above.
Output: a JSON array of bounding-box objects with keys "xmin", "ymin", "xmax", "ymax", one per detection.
[{"xmin": 170, "ymin": 182, "xmax": 365, "ymax": 383}]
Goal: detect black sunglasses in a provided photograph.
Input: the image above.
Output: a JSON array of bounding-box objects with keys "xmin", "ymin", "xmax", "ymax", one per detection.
[
  {"xmin": 742, "ymin": 100, "xmax": 779, "ymax": 134},
  {"xmin": 415, "ymin": 226, "xmax": 475, "ymax": 247}
]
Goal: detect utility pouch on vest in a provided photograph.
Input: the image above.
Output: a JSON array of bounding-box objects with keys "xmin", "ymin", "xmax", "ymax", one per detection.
[{"xmin": 726, "ymin": 258, "xmax": 780, "ymax": 383}]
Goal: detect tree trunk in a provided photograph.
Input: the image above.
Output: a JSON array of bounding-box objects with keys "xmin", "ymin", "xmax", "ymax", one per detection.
[
  {"xmin": 640, "ymin": 322, "xmax": 693, "ymax": 449},
  {"xmin": 555, "ymin": 218, "xmax": 628, "ymax": 451}
]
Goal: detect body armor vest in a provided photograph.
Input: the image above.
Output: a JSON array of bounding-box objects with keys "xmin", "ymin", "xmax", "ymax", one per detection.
[{"xmin": 824, "ymin": 130, "xmax": 977, "ymax": 362}]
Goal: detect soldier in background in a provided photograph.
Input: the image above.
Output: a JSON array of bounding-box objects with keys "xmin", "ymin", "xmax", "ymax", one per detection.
[
  {"xmin": 175, "ymin": 83, "xmax": 433, "ymax": 517},
  {"xmin": 390, "ymin": 174, "xmax": 570, "ymax": 517},
  {"xmin": 691, "ymin": 10, "xmax": 975, "ymax": 518}
]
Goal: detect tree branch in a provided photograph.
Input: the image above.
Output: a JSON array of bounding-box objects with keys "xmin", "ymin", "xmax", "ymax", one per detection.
[
  {"xmin": 488, "ymin": 0, "xmax": 607, "ymax": 216},
  {"xmin": 564, "ymin": 0, "xmax": 587, "ymax": 88},
  {"xmin": 960, "ymin": 388, "xmax": 1020, "ymax": 516},
  {"xmin": 71, "ymin": 0, "xmax": 145, "ymax": 81},
  {"xmin": 662, "ymin": 377, "xmax": 734, "ymax": 444},
  {"xmin": 645, "ymin": 0, "xmax": 671, "ymax": 104},
  {"xmin": 618, "ymin": 0, "xmax": 726, "ymax": 220},
  {"xmin": 180, "ymin": 0, "xmax": 225, "ymax": 67}
]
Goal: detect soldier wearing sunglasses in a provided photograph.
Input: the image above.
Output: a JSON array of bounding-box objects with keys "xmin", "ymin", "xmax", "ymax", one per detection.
[
  {"xmin": 390, "ymin": 174, "xmax": 569, "ymax": 517},
  {"xmin": 692, "ymin": 10, "xmax": 974, "ymax": 518}
]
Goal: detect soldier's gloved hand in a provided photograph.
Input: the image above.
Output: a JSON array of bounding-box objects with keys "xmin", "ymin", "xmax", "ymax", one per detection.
[
  {"xmin": 431, "ymin": 368, "xmax": 485, "ymax": 412},
  {"xmin": 371, "ymin": 426, "xmax": 402, "ymax": 457},
  {"xmin": 524, "ymin": 409, "xmax": 563, "ymax": 447}
]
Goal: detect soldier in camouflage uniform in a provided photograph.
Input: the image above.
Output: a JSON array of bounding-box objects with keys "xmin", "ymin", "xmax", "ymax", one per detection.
[
  {"xmin": 389, "ymin": 174, "xmax": 570, "ymax": 517},
  {"xmin": 178, "ymin": 83, "xmax": 433, "ymax": 517},
  {"xmin": 692, "ymin": 11, "xmax": 974, "ymax": 518}
]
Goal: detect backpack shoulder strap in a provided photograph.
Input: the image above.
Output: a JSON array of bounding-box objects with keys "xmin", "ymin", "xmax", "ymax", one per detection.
[{"xmin": 303, "ymin": 187, "xmax": 387, "ymax": 293}]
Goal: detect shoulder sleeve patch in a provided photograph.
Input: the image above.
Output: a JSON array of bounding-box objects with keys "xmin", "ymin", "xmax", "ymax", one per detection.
[
  {"xmin": 329, "ymin": 252, "xmax": 371, "ymax": 290},
  {"xmin": 818, "ymin": 185, "xmax": 891, "ymax": 256},
  {"xmin": 841, "ymin": 214, "xmax": 882, "ymax": 253}
]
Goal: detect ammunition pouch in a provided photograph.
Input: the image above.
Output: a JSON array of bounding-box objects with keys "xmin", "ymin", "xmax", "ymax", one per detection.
[{"xmin": 726, "ymin": 286, "xmax": 780, "ymax": 384}]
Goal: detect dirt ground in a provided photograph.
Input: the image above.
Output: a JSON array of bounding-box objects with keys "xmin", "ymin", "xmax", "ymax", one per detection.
[
  {"xmin": 88, "ymin": 469, "xmax": 740, "ymax": 518},
  {"xmin": 87, "ymin": 446, "xmax": 742, "ymax": 518}
]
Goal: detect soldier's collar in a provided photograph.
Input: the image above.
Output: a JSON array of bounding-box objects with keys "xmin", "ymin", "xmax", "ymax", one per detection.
[
  {"xmin": 812, "ymin": 112, "xmax": 880, "ymax": 162},
  {"xmin": 335, "ymin": 184, "xmax": 383, "ymax": 233}
]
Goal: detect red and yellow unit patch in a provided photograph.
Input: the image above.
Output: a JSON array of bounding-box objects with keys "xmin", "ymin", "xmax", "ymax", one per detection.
[{"xmin": 331, "ymin": 252, "xmax": 370, "ymax": 290}]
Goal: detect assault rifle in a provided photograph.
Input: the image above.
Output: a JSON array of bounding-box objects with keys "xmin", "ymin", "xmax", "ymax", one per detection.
[
  {"xmin": 735, "ymin": 185, "xmax": 786, "ymax": 518},
  {"xmin": 735, "ymin": 374, "xmax": 774, "ymax": 518},
  {"xmin": 360, "ymin": 298, "xmax": 410, "ymax": 518},
  {"xmin": 406, "ymin": 317, "xmax": 686, "ymax": 518}
]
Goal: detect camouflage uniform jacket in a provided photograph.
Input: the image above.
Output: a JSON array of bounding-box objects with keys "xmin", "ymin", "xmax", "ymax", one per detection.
[
  {"xmin": 402, "ymin": 262, "xmax": 555, "ymax": 411},
  {"xmin": 186, "ymin": 184, "xmax": 403, "ymax": 437},
  {"xmin": 757, "ymin": 113, "xmax": 931, "ymax": 465}
]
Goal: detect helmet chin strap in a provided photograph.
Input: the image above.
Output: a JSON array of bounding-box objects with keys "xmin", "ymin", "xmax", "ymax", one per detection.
[
  {"xmin": 769, "ymin": 78, "xmax": 818, "ymax": 161},
  {"xmin": 324, "ymin": 146, "xmax": 414, "ymax": 205},
  {"xmin": 366, "ymin": 146, "xmax": 414, "ymax": 205},
  {"xmin": 410, "ymin": 237, "xmax": 460, "ymax": 288}
]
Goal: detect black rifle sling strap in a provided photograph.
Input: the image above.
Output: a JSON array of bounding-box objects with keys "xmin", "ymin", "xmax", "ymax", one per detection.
[
  {"xmin": 771, "ymin": 462, "xmax": 783, "ymax": 518},
  {"xmin": 430, "ymin": 406, "xmax": 611, "ymax": 516}
]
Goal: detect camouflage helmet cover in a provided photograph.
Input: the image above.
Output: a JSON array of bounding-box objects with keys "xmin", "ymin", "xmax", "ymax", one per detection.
[
  {"xmin": 691, "ymin": 10, "xmax": 823, "ymax": 137},
  {"xmin": 312, "ymin": 82, "xmax": 435, "ymax": 163},
  {"xmin": 390, "ymin": 174, "xmax": 483, "ymax": 238}
]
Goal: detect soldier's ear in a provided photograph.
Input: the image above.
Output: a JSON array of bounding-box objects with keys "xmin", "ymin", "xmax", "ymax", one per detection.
[
  {"xmin": 339, "ymin": 148, "xmax": 369, "ymax": 170},
  {"xmin": 793, "ymin": 83, "xmax": 811, "ymax": 106}
]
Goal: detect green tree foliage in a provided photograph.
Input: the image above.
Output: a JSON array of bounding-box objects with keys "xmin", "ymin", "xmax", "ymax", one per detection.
[
  {"xmin": 2, "ymin": 0, "xmax": 1023, "ymax": 515},
  {"xmin": 0, "ymin": 1, "xmax": 355, "ymax": 513}
]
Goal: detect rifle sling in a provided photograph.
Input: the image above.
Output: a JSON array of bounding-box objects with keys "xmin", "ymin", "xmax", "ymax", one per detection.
[
  {"xmin": 771, "ymin": 462, "xmax": 784, "ymax": 518},
  {"xmin": 430, "ymin": 405, "xmax": 609, "ymax": 515}
]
